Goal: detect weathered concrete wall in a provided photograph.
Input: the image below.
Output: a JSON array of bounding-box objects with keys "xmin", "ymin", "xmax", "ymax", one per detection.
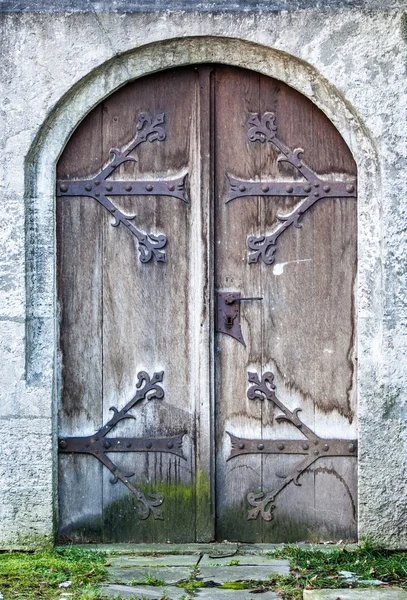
[
  {"xmin": 0, "ymin": 5, "xmax": 406, "ymax": 548},
  {"xmin": 1, "ymin": 0, "xmax": 407, "ymax": 11}
]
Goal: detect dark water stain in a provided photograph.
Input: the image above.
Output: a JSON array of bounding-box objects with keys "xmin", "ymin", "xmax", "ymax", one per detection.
[{"xmin": 310, "ymin": 464, "xmax": 357, "ymax": 521}]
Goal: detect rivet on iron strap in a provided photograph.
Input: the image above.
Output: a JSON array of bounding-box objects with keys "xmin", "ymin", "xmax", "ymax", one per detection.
[
  {"xmin": 227, "ymin": 370, "xmax": 357, "ymax": 522},
  {"xmin": 57, "ymin": 112, "xmax": 188, "ymax": 263},
  {"xmin": 58, "ymin": 370, "xmax": 186, "ymax": 521},
  {"xmin": 226, "ymin": 112, "xmax": 357, "ymax": 265}
]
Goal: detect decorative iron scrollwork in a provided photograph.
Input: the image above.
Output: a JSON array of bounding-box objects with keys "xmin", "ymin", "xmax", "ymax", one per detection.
[
  {"xmin": 226, "ymin": 112, "xmax": 357, "ymax": 265},
  {"xmin": 227, "ymin": 371, "xmax": 357, "ymax": 522},
  {"xmin": 57, "ymin": 112, "xmax": 188, "ymax": 263},
  {"xmin": 58, "ymin": 371, "xmax": 186, "ymax": 520}
]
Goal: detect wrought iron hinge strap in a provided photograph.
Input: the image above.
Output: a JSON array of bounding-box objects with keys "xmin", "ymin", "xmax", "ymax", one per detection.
[
  {"xmin": 58, "ymin": 370, "xmax": 186, "ymax": 521},
  {"xmin": 57, "ymin": 112, "xmax": 188, "ymax": 263},
  {"xmin": 227, "ymin": 176, "xmax": 355, "ymax": 203},
  {"xmin": 226, "ymin": 112, "xmax": 356, "ymax": 265},
  {"xmin": 57, "ymin": 176, "xmax": 187, "ymax": 202},
  {"xmin": 227, "ymin": 434, "xmax": 357, "ymax": 460},
  {"xmin": 227, "ymin": 370, "xmax": 357, "ymax": 522},
  {"xmin": 59, "ymin": 434, "xmax": 185, "ymax": 457}
]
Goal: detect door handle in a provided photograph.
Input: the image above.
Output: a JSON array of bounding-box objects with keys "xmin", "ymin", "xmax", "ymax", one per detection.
[
  {"xmin": 223, "ymin": 294, "xmax": 263, "ymax": 304},
  {"xmin": 216, "ymin": 292, "xmax": 263, "ymax": 347}
]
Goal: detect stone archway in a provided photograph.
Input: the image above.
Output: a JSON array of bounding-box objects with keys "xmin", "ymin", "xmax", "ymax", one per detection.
[{"xmin": 24, "ymin": 36, "xmax": 380, "ymax": 543}]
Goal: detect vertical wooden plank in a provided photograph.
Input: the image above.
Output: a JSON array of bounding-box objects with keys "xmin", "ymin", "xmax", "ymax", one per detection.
[
  {"xmin": 214, "ymin": 66, "xmax": 264, "ymax": 542},
  {"xmin": 100, "ymin": 69, "xmax": 197, "ymax": 542},
  {"xmin": 57, "ymin": 107, "xmax": 104, "ymax": 542}
]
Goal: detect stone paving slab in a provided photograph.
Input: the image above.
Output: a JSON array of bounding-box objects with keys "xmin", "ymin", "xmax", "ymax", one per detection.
[
  {"xmin": 198, "ymin": 564, "xmax": 289, "ymax": 583},
  {"xmin": 103, "ymin": 583, "xmax": 279, "ymax": 599},
  {"xmin": 102, "ymin": 583, "xmax": 183, "ymax": 599},
  {"xmin": 106, "ymin": 557, "xmax": 290, "ymax": 585},
  {"xmin": 195, "ymin": 589, "xmax": 278, "ymax": 599},
  {"xmin": 108, "ymin": 552, "xmax": 289, "ymax": 568},
  {"xmin": 303, "ymin": 588, "xmax": 407, "ymax": 600},
  {"xmin": 200, "ymin": 553, "xmax": 290, "ymax": 567},
  {"xmin": 108, "ymin": 554, "xmax": 198, "ymax": 566},
  {"xmin": 108, "ymin": 566, "xmax": 192, "ymax": 585}
]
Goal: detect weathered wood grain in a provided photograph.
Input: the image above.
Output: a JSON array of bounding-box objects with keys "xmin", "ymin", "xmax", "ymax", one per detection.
[
  {"xmin": 258, "ymin": 77, "xmax": 318, "ymax": 542},
  {"xmin": 57, "ymin": 64, "xmax": 357, "ymax": 544},
  {"xmin": 214, "ymin": 67, "xmax": 264, "ymax": 542},
  {"xmin": 100, "ymin": 69, "xmax": 196, "ymax": 543},
  {"xmin": 214, "ymin": 67, "xmax": 357, "ymax": 542},
  {"xmin": 57, "ymin": 106, "xmax": 104, "ymax": 542},
  {"xmin": 193, "ymin": 65, "xmax": 216, "ymax": 542}
]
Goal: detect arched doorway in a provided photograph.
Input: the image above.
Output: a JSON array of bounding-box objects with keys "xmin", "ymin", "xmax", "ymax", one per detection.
[{"xmin": 56, "ymin": 64, "xmax": 357, "ymax": 543}]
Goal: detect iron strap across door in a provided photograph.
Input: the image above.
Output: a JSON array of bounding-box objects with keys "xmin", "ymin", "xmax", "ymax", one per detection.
[
  {"xmin": 58, "ymin": 371, "xmax": 186, "ymax": 520},
  {"xmin": 227, "ymin": 371, "xmax": 358, "ymax": 522},
  {"xmin": 226, "ymin": 112, "xmax": 357, "ymax": 265},
  {"xmin": 56, "ymin": 111, "xmax": 357, "ymax": 265},
  {"xmin": 56, "ymin": 112, "xmax": 188, "ymax": 263}
]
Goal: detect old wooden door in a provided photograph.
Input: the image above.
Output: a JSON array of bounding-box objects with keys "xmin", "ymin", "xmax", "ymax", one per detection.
[
  {"xmin": 56, "ymin": 68, "xmax": 211, "ymax": 543},
  {"xmin": 57, "ymin": 65, "xmax": 357, "ymax": 543},
  {"xmin": 213, "ymin": 67, "xmax": 357, "ymax": 543}
]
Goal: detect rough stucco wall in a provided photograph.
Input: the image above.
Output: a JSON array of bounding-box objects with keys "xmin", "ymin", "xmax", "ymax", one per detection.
[
  {"xmin": 0, "ymin": 6, "xmax": 406, "ymax": 548},
  {"xmin": 1, "ymin": 0, "xmax": 407, "ymax": 11}
]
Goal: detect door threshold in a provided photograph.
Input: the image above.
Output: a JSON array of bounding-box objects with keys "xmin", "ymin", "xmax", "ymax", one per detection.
[{"xmin": 56, "ymin": 542, "xmax": 357, "ymax": 555}]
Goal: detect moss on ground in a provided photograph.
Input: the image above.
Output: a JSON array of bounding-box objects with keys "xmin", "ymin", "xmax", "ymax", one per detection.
[
  {"xmin": 1, "ymin": 542, "xmax": 407, "ymax": 599},
  {"xmin": 0, "ymin": 546, "xmax": 107, "ymax": 599},
  {"xmin": 220, "ymin": 581, "xmax": 253, "ymax": 589}
]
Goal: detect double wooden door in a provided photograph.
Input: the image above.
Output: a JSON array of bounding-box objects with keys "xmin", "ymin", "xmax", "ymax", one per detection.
[{"xmin": 57, "ymin": 65, "xmax": 357, "ymax": 544}]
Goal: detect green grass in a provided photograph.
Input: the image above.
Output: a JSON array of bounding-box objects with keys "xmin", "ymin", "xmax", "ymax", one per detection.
[
  {"xmin": 214, "ymin": 543, "xmax": 407, "ymax": 599},
  {"xmin": 175, "ymin": 563, "xmax": 205, "ymax": 593},
  {"xmin": 264, "ymin": 542, "xmax": 407, "ymax": 599},
  {"xmin": 0, "ymin": 546, "xmax": 108, "ymax": 600},
  {"xmin": 130, "ymin": 572, "xmax": 167, "ymax": 586},
  {"xmin": 1, "ymin": 542, "xmax": 407, "ymax": 599}
]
